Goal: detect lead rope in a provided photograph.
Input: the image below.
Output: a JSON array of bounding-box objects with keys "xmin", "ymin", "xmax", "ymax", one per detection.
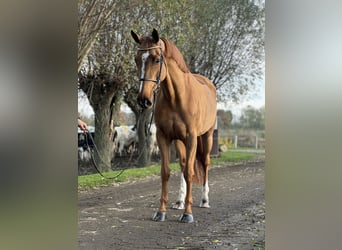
[
  {"xmin": 148, "ymin": 48, "xmax": 166, "ymax": 133},
  {"xmin": 148, "ymin": 92, "xmax": 156, "ymax": 133},
  {"xmin": 82, "ymin": 43, "xmax": 164, "ymax": 178},
  {"xmin": 83, "ymin": 131, "xmax": 125, "ymax": 180}
]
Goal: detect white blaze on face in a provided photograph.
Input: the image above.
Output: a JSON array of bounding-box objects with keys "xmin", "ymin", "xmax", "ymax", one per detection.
[{"xmin": 139, "ymin": 51, "xmax": 149, "ymax": 93}]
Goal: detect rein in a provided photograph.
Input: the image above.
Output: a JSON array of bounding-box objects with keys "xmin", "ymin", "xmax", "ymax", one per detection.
[{"xmin": 82, "ymin": 131, "xmax": 125, "ymax": 180}]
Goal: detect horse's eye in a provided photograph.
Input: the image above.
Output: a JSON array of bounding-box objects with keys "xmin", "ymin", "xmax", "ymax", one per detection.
[{"xmin": 154, "ymin": 58, "xmax": 160, "ymax": 64}]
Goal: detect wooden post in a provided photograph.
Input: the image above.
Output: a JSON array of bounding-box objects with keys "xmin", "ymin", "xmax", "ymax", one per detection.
[
  {"xmin": 234, "ymin": 135, "xmax": 238, "ymax": 148},
  {"xmin": 210, "ymin": 119, "xmax": 219, "ymax": 157},
  {"xmin": 255, "ymin": 135, "xmax": 258, "ymax": 149}
]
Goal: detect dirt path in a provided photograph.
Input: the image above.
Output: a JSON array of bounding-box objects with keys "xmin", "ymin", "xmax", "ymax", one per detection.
[{"xmin": 78, "ymin": 160, "xmax": 265, "ymax": 249}]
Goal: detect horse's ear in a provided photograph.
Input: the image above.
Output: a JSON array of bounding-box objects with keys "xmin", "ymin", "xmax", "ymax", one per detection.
[
  {"xmin": 152, "ymin": 29, "xmax": 159, "ymax": 43},
  {"xmin": 131, "ymin": 30, "xmax": 141, "ymax": 44}
]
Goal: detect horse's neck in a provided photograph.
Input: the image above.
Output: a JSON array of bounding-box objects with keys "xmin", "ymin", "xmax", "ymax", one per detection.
[{"xmin": 161, "ymin": 60, "xmax": 186, "ymax": 106}]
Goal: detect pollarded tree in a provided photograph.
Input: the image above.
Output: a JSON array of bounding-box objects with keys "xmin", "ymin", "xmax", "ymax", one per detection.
[
  {"xmin": 78, "ymin": 0, "xmax": 139, "ymax": 171},
  {"xmin": 78, "ymin": 72, "xmax": 123, "ymax": 172},
  {"xmin": 182, "ymin": 0, "xmax": 265, "ymax": 103},
  {"xmin": 78, "ymin": 0, "xmax": 169, "ymax": 169}
]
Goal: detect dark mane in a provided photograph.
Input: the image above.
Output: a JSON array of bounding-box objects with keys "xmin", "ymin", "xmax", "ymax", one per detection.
[{"xmin": 161, "ymin": 38, "xmax": 190, "ymax": 73}]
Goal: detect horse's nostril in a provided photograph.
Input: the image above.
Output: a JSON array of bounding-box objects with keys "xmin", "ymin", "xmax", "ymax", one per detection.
[
  {"xmin": 137, "ymin": 97, "xmax": 152, "ymax": 109},
  {"xmin": 137, "ymin": 97, "xmax": 143, "ymax": 107},
  {"xmin": 144, "ymin": 99, "xmax": 152, "ymax": 107}
]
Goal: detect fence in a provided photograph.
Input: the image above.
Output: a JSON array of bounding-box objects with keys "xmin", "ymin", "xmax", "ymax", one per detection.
[{"xmin": 226, "ymin": 135, "xmax": 265, "ymax": 149}]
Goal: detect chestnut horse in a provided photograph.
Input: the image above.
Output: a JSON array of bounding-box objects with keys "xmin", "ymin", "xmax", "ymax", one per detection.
[{"xmin": 131, "ymin": 29, "xmax": 217, "ymax": 223}]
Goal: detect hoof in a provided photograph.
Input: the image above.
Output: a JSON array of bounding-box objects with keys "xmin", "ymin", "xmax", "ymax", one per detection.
[
  {"xmin": 200, "ymin": 199, "xmax": 210, "ymax": 208},
  {"xmin": 152, "ymin": 211, "xmax": 166, "ymax": 221},
  {"xmin": 179, "ymin": 213, "xmax": 194, "ymax": 223},
  {"xmin": 172, "ymin": 201, "xmax": 185, "ymax": 210}
]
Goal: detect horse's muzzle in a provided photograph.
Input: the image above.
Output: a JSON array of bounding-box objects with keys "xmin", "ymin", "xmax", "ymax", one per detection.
[{"xmin": 137, "ymin": 96, "xmax": 152, "ymax": 109}]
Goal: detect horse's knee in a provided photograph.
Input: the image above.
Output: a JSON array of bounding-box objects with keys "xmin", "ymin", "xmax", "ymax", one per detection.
[
  {"xmin": 161, "ymin": 167, "xmax": 170, "ymax": 181},
  {"xmin": 204, "ymin": 156, "xmax": 211, "ymax": 166},
  {"xmin": 161, "ymin": 172, "xmax": 170, "ymax": 181}
]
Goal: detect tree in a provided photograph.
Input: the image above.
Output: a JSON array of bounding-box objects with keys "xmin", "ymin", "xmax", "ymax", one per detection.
[
  {"xmin": 217, "ymin": 109, "xmax": 233, "ymax": 129},
  {"xmin": 78, "ymin": 0, "xmax": 117, "ymax": 72},
  {"xmin": 78, "ymin": 0, "xmax": 161, "ymax": 169},
  {"xmin": 183, "ymin": 0, "xmax": 265, "ymax": 102},
  {"xmin": 78, "ymin": 73, "xmax": 123, "ymax": 171},
  {"xmin": 239, "ymin": 105, "xmax": 265, "ymax": 129}
]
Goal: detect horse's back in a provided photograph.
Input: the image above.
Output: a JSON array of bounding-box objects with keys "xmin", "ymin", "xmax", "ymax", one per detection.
[
  {"xmin": 187, "ymin": 73, "xmax": 217, "ymax": 133},
  {"xmin": 192, "ymin": 73, "xmax": 216, "ymax": 109}
]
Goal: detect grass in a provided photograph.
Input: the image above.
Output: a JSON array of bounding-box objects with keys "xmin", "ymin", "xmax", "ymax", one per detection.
[
  {"xmin": 211, "ymin": 149, "xmax": 259, "ymax": 164},
  {"xmin": 78, "ymin": 149, "xmax": 262, "ymax": 189}
]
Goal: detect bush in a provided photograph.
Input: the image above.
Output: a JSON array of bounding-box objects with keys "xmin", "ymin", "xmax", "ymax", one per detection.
[{"xmin": 218, "ymin": 137, "xmax": 234, "ymax": 148}]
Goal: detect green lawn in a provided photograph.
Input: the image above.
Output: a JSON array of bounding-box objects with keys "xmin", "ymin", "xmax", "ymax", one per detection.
[{"xmin": 78, "ymin": 149, "xmax": 262, "ymax": 189}]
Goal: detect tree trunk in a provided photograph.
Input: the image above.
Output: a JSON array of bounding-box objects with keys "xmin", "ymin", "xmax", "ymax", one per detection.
[
  {"xmin": 108, "ymin": 100, "xmax": 121, "ymax": 161},
  {"xmin": 136, "ymin": 109, "xmax": 152, "ymax": 167},
  {"xmin": 79, "ymin": 74, "xmax": 123, "ymax": 173},
  {"xmin": 93, "ymin": 104, "xmax": 112, "ymax": 172}
]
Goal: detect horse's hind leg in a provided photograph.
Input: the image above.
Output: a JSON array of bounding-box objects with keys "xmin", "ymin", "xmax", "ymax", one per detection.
[
  {"xmin": 199, "ymin": 128, "xmax": 214, "ymax": 208},
  {"xmin": 172, "ymin": 140, "xmax": 186, "ymax": 210}
]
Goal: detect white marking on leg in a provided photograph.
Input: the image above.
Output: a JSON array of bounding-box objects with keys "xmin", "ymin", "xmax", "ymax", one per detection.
[
  {"xmin": 201, "ymin": 181, "xmax": 209, "ymax": 203},
  {"xmin": 178, "ymin": 173, "xmax": 186, "ymax": 203},
  {"xmin": 139, "ymin": 52, "xmax": 149, "ymax": 93}
]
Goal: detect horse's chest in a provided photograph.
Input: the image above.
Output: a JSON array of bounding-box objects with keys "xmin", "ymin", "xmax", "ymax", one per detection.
[{"xmin": 156, "ymin": 112, "xmax": 187, "ymax": 140}]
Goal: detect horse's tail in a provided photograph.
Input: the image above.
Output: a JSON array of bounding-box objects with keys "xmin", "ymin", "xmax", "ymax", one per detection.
[{"xmin": 193, "ymin": 137, "xmax": 205, "ymax": 185}]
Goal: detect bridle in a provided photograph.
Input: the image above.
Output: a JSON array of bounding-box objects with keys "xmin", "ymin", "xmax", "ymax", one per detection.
[
  {"xmin": 137, "ymin": 42, "xmax": 166, "ymax": 131},
  {"xmin": 137, "ymin": 43, "xmax": 165, "ymax": 92}
]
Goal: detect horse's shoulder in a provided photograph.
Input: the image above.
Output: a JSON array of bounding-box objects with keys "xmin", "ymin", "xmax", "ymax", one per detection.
[
  {"xmin": 192, "ymin": 74, "xmax": 216, "ymax": 90},
  {"xmin": 192, "ymin": 74, "xmax": 206, "ymax": 85}
]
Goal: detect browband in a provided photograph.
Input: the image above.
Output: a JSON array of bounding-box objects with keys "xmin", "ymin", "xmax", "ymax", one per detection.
[{"xmin": 137, "ymin": 45, "xmax": 162, "ymax": 51}]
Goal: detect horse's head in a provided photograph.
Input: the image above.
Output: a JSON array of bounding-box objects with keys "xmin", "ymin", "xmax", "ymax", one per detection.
[{"xmin": 131, "ymin": 29, "xmax": 166, "ymax": 109}]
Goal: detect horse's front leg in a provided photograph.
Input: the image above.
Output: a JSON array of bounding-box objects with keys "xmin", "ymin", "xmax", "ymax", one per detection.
[
  {"xmin": 180, "ymin": 133, "xmax": 197, "ymax": 223},
  {"xmin": 152, "ymin": 133, "xmax": 170, "ymax": 222},
  {"xmin": 172, "ymin": 173, "xmax": 186, "ymax": 210},
  {"xmin": 200, "ymin": 129, "xmax": 214, "ymax": 208}
]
